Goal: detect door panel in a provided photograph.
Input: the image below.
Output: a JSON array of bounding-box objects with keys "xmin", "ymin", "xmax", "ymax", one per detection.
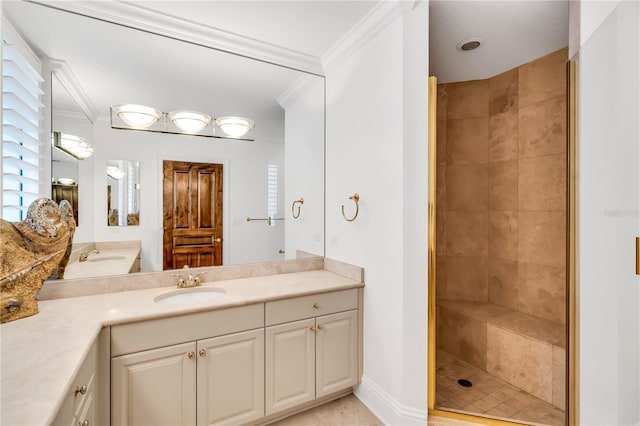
[
  {"xmin": 111, "ymin": 342, "xmax": 197, "ymax": 426},
  {"xmin": 163, "ymin": 161, "xmax": 223, "ymax": 270},
  {"xmin": 196, "ymin": 329, "xmax": 264, "ymax": 425},
  {"xmin": 265, "ymin": 318, "xmax": 315, "ymax": 415},
  {"xmin": 315, "ymin": 310, "xmax": 358, "ymax": 398}
]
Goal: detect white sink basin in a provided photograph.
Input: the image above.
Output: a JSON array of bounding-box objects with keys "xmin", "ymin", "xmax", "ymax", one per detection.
[
  {"xmin": 154, "ymin": 287, "xmax": 226, "ymax": 305},
  {"xmin": 88, "ymin": 256, "xmax": 126, "ymax": 262}
]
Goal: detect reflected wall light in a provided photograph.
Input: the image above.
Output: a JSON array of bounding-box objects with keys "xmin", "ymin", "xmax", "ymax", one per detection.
[
  {"xmin": 112, "ymin": 104, "xmax": 161, "ymax": 128},
  {"xmin": 53, "ymin": 132, "xmax": 94, "ymax": 160},
  {"xmin": 110, "ymin": 105, "xmax": 255, "ymax": 141},
  {"xmin": 216, "ymin": 116, "xmax": 254, "ymax": 138},
  {"xmin": 107, "ymin": 166, "xmax": 125, "ymax": 180},
  {"xmin": 168, "ymin": 110, "xmax": 211, "ymax": 133}
]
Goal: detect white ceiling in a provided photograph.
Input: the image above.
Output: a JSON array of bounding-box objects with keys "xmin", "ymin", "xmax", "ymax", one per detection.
[
  {"xmin": 133, "ymin": 1, "xmax": 379, "ymax": 58},
  {"xmin": 430, "ymin": 1, "xmax": 568, "ymax": 83}
]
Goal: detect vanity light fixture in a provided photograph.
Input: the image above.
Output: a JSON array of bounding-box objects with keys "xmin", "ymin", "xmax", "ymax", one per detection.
[
  {"xmin": 53, "ymin": 132, "xmax": 94, "ymax": 160},
  {"xmin": 107, "ymin": 166, "xmax": 125, "ymax": 180},
  {"xmin": 112, "ymin": 104, "xmax": 161, "ymax": 128},
  {"xmin": 216, "ymin": 116, "xmax": 254, "ymax": 138},
  {"xmin": 110, "ymin": 105, "xmax": 255, "ymax": 141},
  {"xmin": 52, "ymin": 177, "xmax": 77, "ymax": 186},
  {"xmin": 168, "ymin": 110, "xmax": 211, "ymax": 133}
]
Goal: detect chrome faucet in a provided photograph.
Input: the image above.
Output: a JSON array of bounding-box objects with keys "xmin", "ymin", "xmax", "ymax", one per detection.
[{"xmin": 79, "ymin": 249, "xmax": 100, "ymax": 262}]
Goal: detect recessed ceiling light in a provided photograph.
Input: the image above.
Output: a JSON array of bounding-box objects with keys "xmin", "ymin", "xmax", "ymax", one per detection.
[{"xmin": 456, "ymin": 37, "xmax": 482, "ymax": 52}]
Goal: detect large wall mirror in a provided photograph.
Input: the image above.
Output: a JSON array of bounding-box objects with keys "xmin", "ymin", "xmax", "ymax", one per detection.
[{"xmin": 5, "ymin": 1, "xmax": 325, "ymax": 278}]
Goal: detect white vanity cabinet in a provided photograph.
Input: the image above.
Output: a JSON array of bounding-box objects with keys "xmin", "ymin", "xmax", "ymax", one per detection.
[
  {"xmin": 110, "ymin": 304, "xmax": 265, "ymax": 425},
  {"xmin": 52, "ymin": 335, "xmax": 100, "ymax": 426},
  {"xmin": 265, "ymin": 289, "xmax": 359, "ymax": 416}
]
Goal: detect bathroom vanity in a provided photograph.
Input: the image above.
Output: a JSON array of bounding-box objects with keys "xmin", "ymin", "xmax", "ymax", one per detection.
[{"xmin": 1, "ymin": 266, "xmax": 364, "ymax": 426}]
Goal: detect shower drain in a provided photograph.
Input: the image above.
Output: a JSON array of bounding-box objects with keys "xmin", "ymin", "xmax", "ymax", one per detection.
[{"xmin": 457, "ymin": 378, "xmax": 473, "ymax": 388}]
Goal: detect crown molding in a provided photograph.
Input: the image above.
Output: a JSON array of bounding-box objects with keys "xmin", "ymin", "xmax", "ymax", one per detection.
[
  {"xmin": 322, "ymin": 0, "xmax": 415, "ymax": 73},
  {"xmin": 277, "ymin": 74, "xmax": 322, "ymax": 109},
  {"xmin": 31, "ymin": 0, "xmax": 324, "ymax": 76},
  {"xmin": 49, "ymin": 58, "xmax": 99, "ymax": 123}
]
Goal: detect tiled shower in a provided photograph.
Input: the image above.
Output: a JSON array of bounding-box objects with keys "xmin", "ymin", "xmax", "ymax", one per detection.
[{"xmin": 435, "ymin": 48, "xmax": 568, "ymax": 424}]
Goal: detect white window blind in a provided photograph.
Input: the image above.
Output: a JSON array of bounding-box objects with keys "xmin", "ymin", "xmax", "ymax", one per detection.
[
  {"xmin": 267, "ymin": 164, "xmax": 278, "ymax": 226},
  {"xmin": 2, "ymin": 31, "xmax": 44, "ymax": 222}
]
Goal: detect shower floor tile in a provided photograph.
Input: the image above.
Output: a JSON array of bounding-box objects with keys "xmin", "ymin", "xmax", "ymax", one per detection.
[{"xmin": 436, "ymin": 349, "xmax": 565, "ymax": 425}]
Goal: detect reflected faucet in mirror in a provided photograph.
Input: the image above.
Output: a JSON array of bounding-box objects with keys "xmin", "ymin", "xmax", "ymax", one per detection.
[{"xmin": 79, "ymin": 249, "xmax": 100, "ymax": 262}]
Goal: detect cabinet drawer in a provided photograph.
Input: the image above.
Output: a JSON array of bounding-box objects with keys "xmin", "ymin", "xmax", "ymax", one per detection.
[
  {"xmin": 265, "ymin": 289, "xmax": 358, "ymax": 326},
  {"xmin": 52, "ymin": 340, "xmax": 98, "ymax": 426},
  {"xmin": 111, "ymin": 303, "xmax": 264, "ymax": 356}
]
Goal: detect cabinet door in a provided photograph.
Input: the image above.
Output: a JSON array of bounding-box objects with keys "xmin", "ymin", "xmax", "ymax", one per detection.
[
  {"xmin": 265, "ymin": 318, "xmax": 315, "ymax": 415},
  {"xmin": 197, "ymin": 329, "xmax": 264, "ymax": 425},
  {"xmin": 315, "ymin": 310, "xmax": 358, "ymax": 398},
  {"xmin": 112, "ymin": 342, "xmax": 197, "ymax": 426},
  {"xmin": 76, "ymin": 391, "xmax": 95, "ymax": 426}
]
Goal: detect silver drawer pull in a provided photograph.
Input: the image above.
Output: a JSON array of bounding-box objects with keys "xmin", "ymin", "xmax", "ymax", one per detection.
[{"xmin": 74, "ymin": 385, "xmax": 87, "ymax": 396}]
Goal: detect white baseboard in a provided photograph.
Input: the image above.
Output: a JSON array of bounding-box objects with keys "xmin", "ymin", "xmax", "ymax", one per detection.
[{"xmin": 354, "ymin": 375, "xmax": 427, "ymax": 425}]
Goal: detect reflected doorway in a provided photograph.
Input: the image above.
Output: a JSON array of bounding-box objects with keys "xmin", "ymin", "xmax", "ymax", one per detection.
[{"xmin": 162, "ymin": 160, "xmax": 223, "ymax": 270}]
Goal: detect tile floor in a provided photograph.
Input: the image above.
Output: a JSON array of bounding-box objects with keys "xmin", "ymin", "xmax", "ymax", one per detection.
[
  {"xmin": 435, "ymin": 349, "xmax": 565, "ymax": 425},
  {"xmin": 270, "ymin": 393, "xmax": 480, "ymax": 426}
]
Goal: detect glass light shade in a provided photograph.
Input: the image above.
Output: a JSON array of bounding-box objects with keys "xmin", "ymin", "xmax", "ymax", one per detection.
[
  {"xmin": 168, "ymin": 110, "xmax": 211, "ymax": 133},
  {"xmin": 56, "ymin": 177, "xmax": 76, "ymax": 185},
  {"xmin": 114, "ymin": 104, "xmax": 161, "ymax": 128},
  {"xmin": 216, "ymin": 116, "xmax": 254, "ymax": 138},
  {"xmin": 107, "ymin": 166, "xmax": 125, "ymax": 180},
  {"xmin": 54, "ymin": 132, "xmax": 94, "ymax": 159}
]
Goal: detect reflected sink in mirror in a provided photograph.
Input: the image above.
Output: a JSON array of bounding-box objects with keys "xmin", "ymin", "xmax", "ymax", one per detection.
[
  {"xmin": 87, "ymin": 256, "xmax": 125, "ymax": 262},
  {"xmin": 154, "ymin": 287, "xmax": 227, "ymax": 305}
]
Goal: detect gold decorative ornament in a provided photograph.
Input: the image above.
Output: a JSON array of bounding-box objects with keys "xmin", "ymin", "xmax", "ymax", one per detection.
[{"xmin": 1, "ymin": 199, "xmax": 75, "ymax": 323}]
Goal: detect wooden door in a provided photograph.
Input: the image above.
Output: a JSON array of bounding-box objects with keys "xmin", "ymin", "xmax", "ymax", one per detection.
[
  {"xmin": 163, "ymin": 161, "xmax": 223, "ymax": 270},
  {"xmin": 315, "ymin": 310, "xmax": 358, "ymax": 398},
  {"xmin": 52, "ymin": 184, "xmax": 79, "ymax": 225},
  {"xmin": 196, "ymin": 329, "xmax": 264, "ymax": 425},
  {"xmin": 111, "ymin": 342, "xmax": 197, "ymax": 426},
  {"xmin": 265, "ymin": 318, "xmax": 316, "ymax": 415}
]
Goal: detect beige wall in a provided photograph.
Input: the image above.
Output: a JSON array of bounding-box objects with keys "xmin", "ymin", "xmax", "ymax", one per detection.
[{"xmin": 436, "ymin": 48, "xmax": 567, "ymax": 325}]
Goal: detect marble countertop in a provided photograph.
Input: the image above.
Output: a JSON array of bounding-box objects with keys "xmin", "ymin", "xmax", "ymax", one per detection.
[
  {"xmin": 62, "ymin": 247, "xmax": 140, "ymax": 279},
  {"xmin": 0, "ymin": 269, "xmax": 363, "ymax": 426}
]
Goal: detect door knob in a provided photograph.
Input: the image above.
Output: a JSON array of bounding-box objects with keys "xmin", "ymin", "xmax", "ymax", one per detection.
[
  {"xmin": 74, "ymin": 385, "xmax": 87, "ymax": 396},
  {"xmin": 188, "ymin": 351, "xmax": 195, "ymax": 359},
  {"xmin": 213, "ymin": 237, "xmax": 222, "ymax": 243},
  {"xmin": 317, "ymin": 324, "xmax": 324, "ymax": 330},
  {"xmin": 199, "ymin": 349, "xmax": 206, "ymax": 357}
]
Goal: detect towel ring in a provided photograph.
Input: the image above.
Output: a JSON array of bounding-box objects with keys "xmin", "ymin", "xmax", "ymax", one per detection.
[
  {"xmin": 291, "ymin": 198, "xmax": 304, "ymax": 219},
  {"xmin": 341, "ymin": 193, "xmax": 360, "ymax": 222}
]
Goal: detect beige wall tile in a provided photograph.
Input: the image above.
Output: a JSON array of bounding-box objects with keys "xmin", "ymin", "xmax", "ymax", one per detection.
[
  {"xmin": 437, "ymin": 165, "xmax": 447, "ymax": 212},
  {"xmin": 489, "ymin": 258, "xmax": 518, "ymax": 310},
  {"xmin": 447, "ymin": 117, "xmax": 489, "ymax": 165},
  {"xmin": 437, "ymin": 84, "xmax": 448, "ymax": 120},
  {"xmin": 518, "ymin": 211, "xmax": 566, "ymax": 267},
  {"xmin": 518, "ymin": 262, "xmax": 566, "ymax": 324},
  {"xmin": 489, "ymin": 161, "xmax": 518, "ymax": 211},
  {"xmin": 437, "ymin": 306, "xmax": 487, "ymax": 370},
  {"xmin": 446, "ymin": 80, "xmax": 489, "ymax": 119},
  {"xmin": 489, "ymin": 110, "xmax": 519, "ymax": 162},
  {"xmin": 446, "ymin": 256, "xmax": 489, "ymax": 302},
  {"xmin": 437, "ymin": 119, "xmax": 447, "ymax": 165},
  {"xmin": 490, "ymin": 311, "xmax": 566, "ymax": 347},
  {"xmin": 447, "ymin": 165, "xmax": 488, "ymax": 211},
  {"xmin": 436, "ymin": 256, "xmax": 447, "ymax": 300},
  {"xmin": 518, "ymin": 48, "xmax": 567, "ymax": 108},
  {"xmin": 446, "ymin": 211, "xmax": 489, "ymax": 256},
  {"xmin": 489, "ymin": 211, "xmax": 518, "ymax": 261},
  {"xmin": 552, "ymin": 346, "xmax": 566, "ymax": 410},
  {"xmin": 519, "ymin": 97, "xmax": 567, "ymax": 159},
  {"xmin": 437, "ymin": 210, "xmax": 446, "ymax": 256},
  {"xmin": 487, "ymin": 325, "xmax": 553, "ymax": 403},
  {"xmin": 519, "ymin": 154, "xmax": 567, "ymax": 211},
  {"xmin": 489, "ymin": 68, "xmax": 519, "ymax": 115}
]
